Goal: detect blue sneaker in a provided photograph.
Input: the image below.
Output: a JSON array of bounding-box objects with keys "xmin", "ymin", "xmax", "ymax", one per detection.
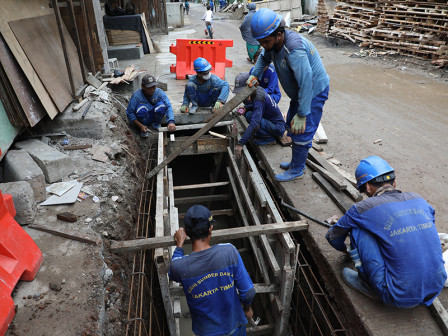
[{"xmin": 342, "ymin": 268, "xmax": 381, "ymax": 302}]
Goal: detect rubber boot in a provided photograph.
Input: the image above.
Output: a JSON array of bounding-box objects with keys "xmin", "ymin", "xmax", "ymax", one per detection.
[
  {"xmin": 275, "ymin": 144, "xmax": 308, "ymax": 182},
  {"xmin": 342, "ymin": 268, "xmax": 381, "ymax": 302}
]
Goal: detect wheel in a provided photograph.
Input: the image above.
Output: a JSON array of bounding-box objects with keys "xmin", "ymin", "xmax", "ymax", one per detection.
[{"xmin": 207, "ymin": 25, "xmax": 213, "ymax": 39}]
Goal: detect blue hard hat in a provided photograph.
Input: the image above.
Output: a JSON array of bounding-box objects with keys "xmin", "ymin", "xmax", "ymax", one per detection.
[
  {"xmin": 355, "ymin": 156, "xmax": 395, "ymax": 190},
  {"xmin": 250, "ymin": 8, "xmax": 282, "ymax": 40},
  {"xmin": 194, "ymin": 57, "xmax": 212, "ymax": 73},
  {"xmin": 184, "ymin": 205, "xmax": 215, "ymax": 227}
]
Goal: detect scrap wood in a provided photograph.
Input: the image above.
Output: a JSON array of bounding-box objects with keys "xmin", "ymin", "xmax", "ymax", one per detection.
[
  {"xmin": 63, "ymin": 144, "xmax": 92, "ymax": 150},
  {"xmin": 73, "ymin": 98, "xmax": 89, "ymax": 111},
  {"xmin": 109, "ymin": 65, "xmax": 146, "ymax": 84},
  {"xmin": 306, "ymin": 159, "xmax": 348, "ymax": 191},
  {"xmin": 29, "ymin": 224, "xmax": 100, "ymax": 245},
  {"xmin": 312, "ymin": 172, "xmax": 353, "ymax": 213}
]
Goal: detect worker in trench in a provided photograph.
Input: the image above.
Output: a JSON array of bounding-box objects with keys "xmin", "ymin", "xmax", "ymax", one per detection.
[
  {"xmin": 326, "ymin": 156, "xmax": 447, "ymax": 308},
  {"xmin": 180, "ymin": 57, "xmax": 229, "ymax": 115},
  {"xmin": 126, "ymin": 74, "xmax": 176, "ymax": 137},
  {"xmin": 233, "ymin": 72, "xmax": 286, "ymax": 159},
  {"xmin": 248, "ymin": 8, "xmax": 330, "ymax": 182},
  {"xmin": 169, "ymin": 205, "xmax": 255, "ymax": 335}
]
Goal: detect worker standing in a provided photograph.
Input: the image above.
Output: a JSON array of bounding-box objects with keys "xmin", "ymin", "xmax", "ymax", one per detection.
[
  {"xmin": 326, "ymin": 156, "xmax": 447, "ymax": 307},
  {"xmin": 249, "ymin": 48, "xmax": 281, "ymax": 104},
  {"xmin": 233, "ymin": 72, "xmax": 285, "ymax": 158},
  {"xmin": 181, "ymin": 57, "xmax": 229, "ymax": 115},
  {"xmin": 239, "ymin": 3, "xmax": 260, "ymax": 63},
  {"xmin": 169, "ymin": 205, "xmax": 255, "ymax": 336},
  {"xmin": 126, "ymin": 74, "xmax": 176, "ymax": 137},
  {"xmin": 248, "ymin": 8, "xmax": 330, "ymax": 182}
]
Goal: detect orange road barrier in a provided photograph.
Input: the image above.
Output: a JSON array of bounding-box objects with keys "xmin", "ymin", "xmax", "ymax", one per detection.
[
  {"xmin": 170, "ymin": 39, "xmax": 233, "ymax": 79},
  {"xmin": 0, "ymin": 190, "xmax": 43, "ymax": 335}
]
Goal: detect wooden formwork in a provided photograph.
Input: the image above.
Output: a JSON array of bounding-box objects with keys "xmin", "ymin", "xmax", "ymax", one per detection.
[{"xmin": 154, "ymin": 127, "xmax": 303, "ymax": 335}]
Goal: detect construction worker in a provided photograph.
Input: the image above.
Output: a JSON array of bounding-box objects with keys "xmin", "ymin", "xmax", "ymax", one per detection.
[
  {"xmin": 248, "ymin": 8, "xmax": 330, "ymax": 182},
  {"xmin": 181, "ymin": 57, "xmax": 229, "ymax": 115},
  {"xmin": 233, "ymin": 72, "xmax": 285, "ymax": 158},
  {"xmin": 249, "ymin": 48, "xmax": 281, "ymax": 104},
  {"xmin": 126, "ymin": 74, "xmax": 176, "ymax": 137},
  {"xmin": 169, "ymin": 205, "xmax": 255, "ymax": 336},
  {"xmin": 326, "ymin": 156, "xmax": 447, "ymax": 308},
  {"xmin": 239, "ymin": 3, "xmax": 260, "ymax": 63}
]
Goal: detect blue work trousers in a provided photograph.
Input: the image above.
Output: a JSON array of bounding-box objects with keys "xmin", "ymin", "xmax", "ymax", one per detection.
[
  {"xmin": 186, "ymin": 82, "xmax": 220, "ymax": 107},
  {"xmin": 245, "ymin": 111, "xmax": 285, "ymax": 139}
]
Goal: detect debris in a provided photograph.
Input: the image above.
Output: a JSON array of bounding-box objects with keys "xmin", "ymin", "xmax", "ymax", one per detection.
[
  {"xmin": 73, "ymin": 98, "xmax": 89, "ymax": 111},
  {"xmin": 61, "ymin": 138, "xmax": 69, "ymax": 146},
  {"xmin": 49, "ymin": 282, "xmax": 62, "ymax": 292},
  {"xmin": 85, "ymin": 218, "xmax": 93, "ymax": 223},
  {"xmin": 63, "ymin": 144, "xmax": 92, "ymax": 150},
  {"xmin": 29, "ymin": 224, "xmax": 101, "ymax": 245},
  {"xmin": 57, "ymin": 212, "xmax": 78, "ymax": 223},
  {"xmin": 90, "ymin": 145, "xmax": 111, "ymax": 163},
  {"xmin": 46, "ymin": 180, "xmax": 78, "ymax": 197},
  {"xmin": 40, "ymin": 182, "xmax": 83, "ymax": 206},
  {"xmin": 109, "ymin": 115, "xmax": 118, "ymax": 122},
  {"xmin": 86, "ymin": 73, "xmax": 102, "ymax": 89},
  {"xmin": 111, "ymin": 196, "xmax": 119, "ymax": 202},
  {"xmin": 93, "ymin": 196, "xmax": 100, "ymax": 203},
  {"xmin": 373, "ymin": 139, "xmax": 382, "ymax": 144},
  {"xmin": 328, "ymin": 158, "xmax": 341, "ymax": 166}
]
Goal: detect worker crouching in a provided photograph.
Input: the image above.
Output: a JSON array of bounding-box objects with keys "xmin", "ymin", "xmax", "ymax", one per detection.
[{"xmin": 326, "ymin": 156, "xmax": 447, "ymax": 308}]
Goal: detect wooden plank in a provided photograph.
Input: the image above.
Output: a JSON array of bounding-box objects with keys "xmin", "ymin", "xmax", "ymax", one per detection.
[
  {"xmin": 63, "ymin": 144, "xmax": 92, "ymax": 150},
  {"xmin": 9, "ymin": 14, "xmax": 83, "ymax": 112},
  {"xmin": 312, "ymin": 172, "xmax": 353, "ymax": 213},
  {"xmin": 306, "ymin": 159, "xmax": 348, "ymax": 191},
  {"xmin": 430, "ymin": 298, "xmax": 448, "ymax": 336},
  {"xmin": 174, "ymin": 194, "xmax": 231, "ymax": 205},
  {"xmin": 308, "ymin": 148, "xmax": 362, "ymax": 201},
  {"xmin": 110, "ymin": 221, "xmax": 308, "ymax": 253},
  {"xmin": 173, "ymin": 181, "xmax": 229, "ymax": 191},
  {"xmin": 140, "ymin": 13, "xmax": 155, "ymax": 54},
  {"xmin": 146, "ymin": 85, "xmax": 257, "ymax": 179},
  {"xmin": 159, "ymin": 121, "xmax": 233, "ymax": 132},
  {"xmin": 29, "ymin": 224, "xmax": 100, "ymax": 245}
]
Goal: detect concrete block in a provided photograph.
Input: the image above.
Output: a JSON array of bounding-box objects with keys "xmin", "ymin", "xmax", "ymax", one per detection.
[
  {"xmin": 14, "ymin": 139, "xmax": 74, "ymax": 183},
  {"xmin": 0, "ymin": 181, "xmax": 36, "ymax": 225},
  {"xmin": 107, "ymin": 44, "xmax": 144, "ymax": 61},
  {"xmin": 30, "ymin": 102, "xmax": 107, "ymax": 139},
  {"xmin": 4, "ymin": 149, "xmax": 47, "ymax": 202}
]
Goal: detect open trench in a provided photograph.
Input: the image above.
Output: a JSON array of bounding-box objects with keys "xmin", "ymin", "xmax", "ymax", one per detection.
[{"xmin": 121, "ymin": 117, "xmax": 350, "ymax": 336}]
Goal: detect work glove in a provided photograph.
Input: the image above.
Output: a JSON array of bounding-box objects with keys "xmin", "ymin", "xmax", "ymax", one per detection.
[
  {"xmin": 213, "ymin": 101, "xmax": 223, "ymax": 112},
  {"xmin": 291, "ymin": 114, "xmax": 306, "ymax": 134},
  {"xmin": 180, "ymin": 105, "xmax": 189, "ymax": 113},
  {"xmin": 246, "ymin": 75, "xmax": 258, "ymax": 88}
]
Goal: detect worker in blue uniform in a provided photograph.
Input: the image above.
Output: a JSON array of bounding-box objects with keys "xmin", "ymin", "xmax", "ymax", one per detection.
[
  {"xmin": 249, "ymin": 48, "xmax": 281, "ymax": 104},
  {"xmin": 239, "ymin": 3, "xmax": 260, "ymax": 63},
  {"xmin": 169, "ymin": 205, "xmax": 256, "ymax": 336},
  {"xmin": 126, "ymin": 74, "xmax": 176, "ymax": 137},
  {"xmin": 233, "ymin": 72, "xmax": 285, "ymax": 159},
  {"xmin": 248, "ymin": 8, "xmax": 330, "ymax": 182},
  {"xmin": 181, "ymin": 58, "xmax": 229, "ymax": 115},
  {"xmin": 326, "ymin": 156, "xmax": 447, "ymax": 308}
]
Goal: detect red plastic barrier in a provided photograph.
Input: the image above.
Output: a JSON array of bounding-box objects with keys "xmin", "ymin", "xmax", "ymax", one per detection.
[
  {"xmin": 170, "ymin": 39, "xmax": 233, "ymax": 79},
  {"xmin": 0, "ymin": 190, "xmax": 43, "ymax": 335}
]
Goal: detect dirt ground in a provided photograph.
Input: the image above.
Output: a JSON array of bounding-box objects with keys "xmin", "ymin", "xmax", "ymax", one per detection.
[{"xmin": 5, "ymin": 3, "xmax": 448, "ymax": 335}]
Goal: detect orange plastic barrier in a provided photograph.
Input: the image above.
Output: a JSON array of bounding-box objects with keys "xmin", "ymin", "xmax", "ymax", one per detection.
[
  {"xmin": 0, "ymin": 190, "xmax": 43, "ymax": 335},
  {"xmin": 170, "ymin": 39, "xmax": 233, "ymax": 79}
]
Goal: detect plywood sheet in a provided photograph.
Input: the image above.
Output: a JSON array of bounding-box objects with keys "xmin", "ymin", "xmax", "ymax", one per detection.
[
  {"xmin": 0, "ymin": 0, "xmax": 58, "ymax": 119},
  {"xmin": 9, "ymin": 14, "xmax": 84, "ymax": 112},
  {"xmin": 0, "ymin": 34, "xmax": 47, "ymax": 126}
]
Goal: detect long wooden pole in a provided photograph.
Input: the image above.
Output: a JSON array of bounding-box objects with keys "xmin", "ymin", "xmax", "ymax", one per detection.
[{"xmin": 111, "ymin": 221, "xmax": 308, "ymax": 253}]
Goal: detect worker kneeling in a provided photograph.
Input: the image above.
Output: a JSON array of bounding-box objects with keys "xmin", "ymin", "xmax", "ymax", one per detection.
[
  {"xmin": 126, "ymin": 74, "xmax": 176, "ymax": 137},
  {"xmin": 169, "ymin": 205, "xmax": 255, "ymax": 335},
  {"xmin": 233, "ymin": 73, "xmax": 286, "ymax": 159},
  {"xmin": 181, "ymin": 57, "xmax": 229, "ymax": 115},
  {"xmin": 326, "ymin": 156, "xmax": 447, "ymax": 308}
]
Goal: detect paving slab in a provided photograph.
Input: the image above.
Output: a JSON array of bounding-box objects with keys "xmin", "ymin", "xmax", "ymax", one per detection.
[
  {"xmin": 14, "ymin": 139, "xmax": 74, "ymax": 183},
  {"xmin": 3, "ymin": 149, "xmax": 47, "ymax": 202},
  {"xmin": 0, "ymin": 181, "xmax": 36, "ymax": 225}
]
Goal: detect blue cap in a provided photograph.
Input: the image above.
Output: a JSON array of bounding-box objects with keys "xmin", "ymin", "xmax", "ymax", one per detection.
[{"xmin": 184, "ymin": 205, "xmax": 214, "ymax": 227}]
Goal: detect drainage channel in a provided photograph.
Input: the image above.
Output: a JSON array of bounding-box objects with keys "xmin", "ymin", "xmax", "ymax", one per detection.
[{"xmin": 124, "ymin": 121, "xmax": 348, "ymax": 336}]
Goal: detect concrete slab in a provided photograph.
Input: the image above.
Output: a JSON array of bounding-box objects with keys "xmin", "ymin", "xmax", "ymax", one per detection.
[
  {"xmin": 107, "ymin": 44, "xmax": 144, "ymax": 61},
  {"xmin": 32, "ymin": 101, "xmax": 108, "ymax": 139},
  {"xmin": 0, "ymin": 181, "xmax": 36, "ymax": 225},
  {"xmin": 3, "ymin": 149, "xmax": 47, "ymax": 202},
  {"xmin": 14, "ymin": 139, "xmax": 74, "ymax": 183}
]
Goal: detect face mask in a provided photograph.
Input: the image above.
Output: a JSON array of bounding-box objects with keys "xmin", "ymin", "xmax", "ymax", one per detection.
[{"xmin": 201, "ymin": 73, "xmax": 211, "ymax": 80}]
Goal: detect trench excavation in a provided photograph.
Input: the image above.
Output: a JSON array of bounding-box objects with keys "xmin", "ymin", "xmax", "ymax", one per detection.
[{"xmin": 122, "ymin": 117, "xmax": 349, "ymax": 336}]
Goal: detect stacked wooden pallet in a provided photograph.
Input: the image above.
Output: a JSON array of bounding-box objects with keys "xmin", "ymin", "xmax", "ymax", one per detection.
[
  {"xmin": 367, "ymin": 1, "xmax": 448, "ymax": 65},
  {"xmin": 106, "ymin": 29, "xmax": 140, "ymax": 46},
  {"xmin": 329, "ymin": 0, "xmax": 382, "ymax": 43},
  {"xmin": 316, "ymin": 0, "xmax": 331, "ymax": 34}
]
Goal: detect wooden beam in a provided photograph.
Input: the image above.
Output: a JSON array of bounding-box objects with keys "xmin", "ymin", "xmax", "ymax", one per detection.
[
  {"xmin": 306, "ymin": 159, "xmax": 347, "ymax": 191},
  {"xmin": 110, "ymin": 221, "xmax": 308, "ymax": 253},
  {"xmin": 146, "ymin": 85, "xmax": 256, "ymax": 179},
  {"xmin": 430, "ymin": 298, "xmax": 448, "ymax": 336},
  {"xmin": 29, "ymin": 224, "xmax": 100, "ymax": 245},
  {"xmin": 174, "ymin": 194, "xmax": 231, "ymax": 205},
  {"xmin": 173, "ymin": 181, "xmax": 229, "ymax": 191},
  {"xmin": 312, "ymin": 172, "xmax": 353, "ymax": 213},
  {"xmin": 159, "ymin": 121, "xmax": 233, "ymax": 132}
]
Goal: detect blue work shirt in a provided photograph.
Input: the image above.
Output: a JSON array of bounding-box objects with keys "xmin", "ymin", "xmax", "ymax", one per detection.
[
  {"xmin": 169, "ymin": 244, "xmax": 255, "ymax": 336},
  {"xmin": 326, "ymin": 188, "xmax": 446, "ymax": 307},
  {"xmin": 239, "ymin": 87, "xmax": 285, "ymax": 146},
  {"xmin": 250, "ymin": 65, "xmax": 281, "ymax": 104},
  {"xmin": 239, "ymin": 9, "xmax": 259, "ymax": 45},
  {"xmin": 251, "ymin": 30, "xmax": 329, "ymax": 117},
  {"xmin": 182, "ymin": 74, "xmax": 229, "ymax": 106},
  {"xmin": 126, "ymin": 88, "xmax": 175, "ymax": 124}
]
